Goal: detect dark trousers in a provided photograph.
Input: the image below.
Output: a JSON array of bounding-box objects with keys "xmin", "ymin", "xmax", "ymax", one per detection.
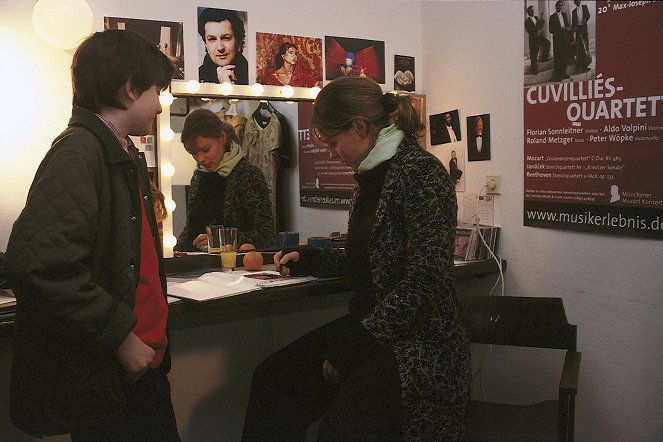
[
  {"xmin": 70, "ymin": 368, "xmax": 180, "ymax": 442},
  {"xmin": 529, "ymin": 36, "xmax": 551, "ymax": 74},
  {"xmin": 553, "ymin": 31, "xmax": 570, "ymax": 80},
  {"xmin": 242, "ymin": 315, "xmax": 403, "ymax": 442}
]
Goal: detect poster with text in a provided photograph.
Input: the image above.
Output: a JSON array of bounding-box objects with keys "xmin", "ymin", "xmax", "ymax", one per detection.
[
  {"xmin": 523, "ymin": 1, "xmax": 663, "ymax": 239},
  {"xmin": 298, "ymin": 102, "xmax": 354, "ymax": 209}
]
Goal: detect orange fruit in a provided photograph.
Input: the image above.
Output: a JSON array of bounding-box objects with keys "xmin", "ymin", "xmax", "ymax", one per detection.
[
  {"xmin": 243, "ymin": 251, "xmax": 263, "ymax": 271},
  {"xmin": 239, "ymin": 243, "xmax": 256, "ymax": 251}
]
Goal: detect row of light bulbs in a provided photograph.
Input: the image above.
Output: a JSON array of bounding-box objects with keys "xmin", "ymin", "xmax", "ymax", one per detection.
[{"xmin": 156, "ymin": 80, "xmax": 322, "ymax": 252}]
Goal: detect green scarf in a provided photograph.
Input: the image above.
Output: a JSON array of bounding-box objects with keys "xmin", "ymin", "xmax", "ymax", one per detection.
[
  {"xmin": 196, "ymin": 141, "xmax": 244, "ymax": 177},
  {"xmin": 357, "ymin": 124, "xmax": 404, "ymax": 174}
]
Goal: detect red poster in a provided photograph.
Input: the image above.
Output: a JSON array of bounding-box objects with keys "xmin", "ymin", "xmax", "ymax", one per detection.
[
  {"xmin": 297, "ymin": 102, "xmax": 354, "ymax": 208},
  {"xmin": 523, "ymin": 1, "xmax": 663, "ymax": 238}
]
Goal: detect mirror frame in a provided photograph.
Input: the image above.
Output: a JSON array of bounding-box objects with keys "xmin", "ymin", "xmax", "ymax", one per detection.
[{"xmin": 156, "ymin": 80, "xmax": 318, "ymax": 256}]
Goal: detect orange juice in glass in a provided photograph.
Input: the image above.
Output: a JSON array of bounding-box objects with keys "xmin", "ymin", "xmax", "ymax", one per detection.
[{"xmin": 220, "ymin": 227, "xmax": 238, "ymax": 270}]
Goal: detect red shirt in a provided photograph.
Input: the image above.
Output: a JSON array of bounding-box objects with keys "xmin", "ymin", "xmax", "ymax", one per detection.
[{"xmin": 132, "ymin": 187, "xmax": 169, "ymax": 368}]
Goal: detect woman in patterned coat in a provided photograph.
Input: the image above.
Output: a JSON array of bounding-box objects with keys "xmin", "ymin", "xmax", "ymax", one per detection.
[
  {"xmin": 175, "ymin": 109, "xmax": 275, "ymax": 251},
  {"xmin": 242, "ymin": 76, "xmax": 470, "ymax": 441}
]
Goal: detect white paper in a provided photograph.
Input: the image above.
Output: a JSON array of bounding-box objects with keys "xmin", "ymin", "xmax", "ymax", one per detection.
[{"xmin": 167, "ymin": 270, "xmax": 317, "ymax": 302}]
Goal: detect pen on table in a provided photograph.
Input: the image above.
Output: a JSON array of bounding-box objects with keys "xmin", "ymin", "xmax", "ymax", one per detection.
[{"xmin": 280, "ymin": 231, "xmax": 288, "ymax": 270}]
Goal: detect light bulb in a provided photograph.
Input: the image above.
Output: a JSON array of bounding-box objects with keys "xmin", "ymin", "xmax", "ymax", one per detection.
[
  {"xmin": 186, "ymin": 80, "xmax": 200, "ymax": 93},
  {"xmin": 159, "ymin": 92, "xmax": 174, "ymax": 106},
  {"xmin": 281, "ymin": 85, "xmax": 294, "ymax": 98},
  {"xmin": 251, "ymin": 83, "xmax": 264, "ymax": 96},
  {"xmin": 219, "ymin": 82, "xmax": 233, "ymax": 95},
  {"xmin": 309, "ymin": 86, "xmax": 322, "ymax": 99},
  {"xmin": 32, "ymin": 0, "xmax": 93, "ymax": 50},
  {"xmin": 160, "ymin": 127, "xmax": 175, "ymax": 141},
  {"xmin": 165, "ymin": 199, "xmax": 176, "ymax": 213},
  {"xmin": 162, "ymin": 163, "xmax": 175, "ymax": 177},
  {"xmin": 164, "ymin": 234, "xmax": 177, "ymax": 248}
]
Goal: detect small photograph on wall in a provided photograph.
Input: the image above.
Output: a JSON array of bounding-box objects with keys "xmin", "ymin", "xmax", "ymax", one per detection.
[
  {"xmin": 394, "ymin": 55, "xmax": 415, "ymax": 91},
  {"xmin": 443, "ymin": 146, "xmax": 466, "ymax": 192},
  {"xmin": 256, "ymin": 32, "xmax": 322, "ymax": 88},
  {"xmin": 430, "ymin": 109, "xmax": 461, "ymax": 145},
  {"xmin": 467, "ymin": 114, "xmax": 491, "ymax": 161},
  {"xmin": 197, "ymin": 7, "xmax": 249, "ymax": 85},
  {"xmin": 325, "ymin": 36, "xmax": 385, "ymax": 83},
  {"xmin": 104, "ymin": 17, "xmax": 184, "ymax": 79}
]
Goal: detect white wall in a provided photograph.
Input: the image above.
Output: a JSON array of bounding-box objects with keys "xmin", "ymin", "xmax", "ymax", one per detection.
[{"xmin": 421, "ymin": 2, "xmax": 663, "ymax": 441}]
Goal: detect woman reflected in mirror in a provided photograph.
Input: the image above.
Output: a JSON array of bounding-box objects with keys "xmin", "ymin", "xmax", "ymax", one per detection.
[{"xmin": 174, "ymin": 109, "xmax": 275, "ymax": 252}]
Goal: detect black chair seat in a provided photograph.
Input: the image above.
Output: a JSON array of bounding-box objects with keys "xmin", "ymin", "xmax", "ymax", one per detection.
[{"xmin": 467, "ymin": 399, "xmax": 558, "ymax": 441}]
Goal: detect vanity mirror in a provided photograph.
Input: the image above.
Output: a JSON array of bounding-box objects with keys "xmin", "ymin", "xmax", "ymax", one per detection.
[{"xmin": 156, "ymin": 80, "xmax": 319, "ymax": 256}]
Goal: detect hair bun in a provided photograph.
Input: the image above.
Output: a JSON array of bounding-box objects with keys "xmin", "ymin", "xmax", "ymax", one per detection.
[{"xmin": 382, "ymin": 92, "xmax": 398, "ymax": 114}]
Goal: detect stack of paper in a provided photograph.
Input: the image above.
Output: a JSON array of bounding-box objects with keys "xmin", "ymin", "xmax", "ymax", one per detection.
[{"xmin": 167, "ymin": 271, "xmax": 317, "ymax": 302}]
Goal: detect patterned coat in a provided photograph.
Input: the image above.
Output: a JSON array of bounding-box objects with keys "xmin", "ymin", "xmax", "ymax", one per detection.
[
  {"xmin": 175, "ymin": 157, "xmax": 275, "ymax": 250},
  {"xmin": 294, "ymin": 137, "xmax": 471, "ymax": 440}
]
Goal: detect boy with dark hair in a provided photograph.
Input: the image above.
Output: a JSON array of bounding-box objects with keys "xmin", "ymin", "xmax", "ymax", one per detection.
[{"xmin": 5, "ymin": 29, "xmax": 180, "ymax": 440}]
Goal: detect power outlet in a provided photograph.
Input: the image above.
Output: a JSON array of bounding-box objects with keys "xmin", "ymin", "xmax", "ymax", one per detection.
[{"xmin": 486, "ymin": 175, "xmax": 501, "ymax": 195}]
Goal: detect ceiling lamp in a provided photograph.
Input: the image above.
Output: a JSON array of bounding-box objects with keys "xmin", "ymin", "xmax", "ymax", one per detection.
[{"xmin": 32, "ymin": 0, "xmax": 93, "ymax": 50}]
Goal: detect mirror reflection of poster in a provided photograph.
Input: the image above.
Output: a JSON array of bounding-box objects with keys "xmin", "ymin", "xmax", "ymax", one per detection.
[
  {"xmin": 394, "ymin": 55, "xmax": 415, "ymax": 91},
  {"xmin": 104, "ymin": 16, "xmax": 184, "ymax": 79},
  {"xmin": 256, "ymin": 32, "xmax": 322, "ymax": 88},
  {"xmin": 325, "ymin": 36, "xmax": 385, "ymax": 83},
  {"xmin": 196, "ymin": 8, "xmax": 249, "ymax": 85},
  {"xmin": 523, "ymin": 1, "xmax": 663, "ymax": 239},
  {"xmin": 298, "ymin": 102, "xmax": 353, "ymax": 209}
]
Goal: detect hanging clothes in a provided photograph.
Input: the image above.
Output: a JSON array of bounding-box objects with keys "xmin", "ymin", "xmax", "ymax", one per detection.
[{"xmin": 243, "ymin": 103, "xmax": 281, "ymax": 232}]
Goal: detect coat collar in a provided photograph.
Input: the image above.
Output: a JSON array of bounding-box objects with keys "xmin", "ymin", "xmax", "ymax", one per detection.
[{"xmin": 68, "ymin": 107, "xmax": 134, "ymax": 165}]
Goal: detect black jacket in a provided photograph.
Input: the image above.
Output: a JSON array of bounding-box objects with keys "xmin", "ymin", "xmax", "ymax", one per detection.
[{"xmin": 5, "ymin": 107, "xmax": 169, "ymax": 436}]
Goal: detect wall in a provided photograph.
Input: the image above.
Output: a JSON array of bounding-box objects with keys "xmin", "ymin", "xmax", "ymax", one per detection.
[{"xmin": 421, "ymin": 2, "xmax": 662, "ymax": 442}]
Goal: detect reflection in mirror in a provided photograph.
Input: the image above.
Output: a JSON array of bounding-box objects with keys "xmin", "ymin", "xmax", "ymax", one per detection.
[{"xmin": 158, "ymin": 82, "xmax": 315, "ymax": 256}]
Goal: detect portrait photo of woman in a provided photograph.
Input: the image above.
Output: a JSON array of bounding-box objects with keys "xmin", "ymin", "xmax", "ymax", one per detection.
[{"xmin": 256, "ymin": 33, "xmax": 322, "ymax": 88}]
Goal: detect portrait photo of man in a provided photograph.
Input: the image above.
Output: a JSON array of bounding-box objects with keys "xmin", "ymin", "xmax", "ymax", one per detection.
[
  {"xmin": 467, "ymin": 114, "xmax": 491, "ymax": 161},
  {"xmin": 430, "ymin": 109, "xmax": 461, "ymax": 145},
  {"xmin": 197, "ymin": 8, "xmax": 248, "ymax": 84}
]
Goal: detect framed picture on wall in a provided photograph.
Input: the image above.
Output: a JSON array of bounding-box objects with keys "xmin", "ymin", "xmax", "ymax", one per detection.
[
  {"xmin": 255, "ymin": 32, "xmax": 322, "ymax": 88},
  {"xmin": 430, "ymin": 109, "xmax": 461, "ymax": 145},
  {"xmin": 394, "ymin": 54, "xmax": 415, "ymax": 91},
  {"xmin": 399, "ymin": 92, "xmax": 426, "ymax": 149},
  {"xmin": 325, "ymin": 36, "xmax": 385, "ymax": 83},
  {"xmin": 467, "ymin": 113, "xmax": 491, "ymax": 161},
  {"xmin": 104, "ymin": 16, "xmax": 184, "ymax": 79}
]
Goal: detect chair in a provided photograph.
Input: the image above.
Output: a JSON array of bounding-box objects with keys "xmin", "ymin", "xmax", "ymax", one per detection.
[{"xmin": 459, "ymin": 295, "xmax": 581, "ymax": 442}]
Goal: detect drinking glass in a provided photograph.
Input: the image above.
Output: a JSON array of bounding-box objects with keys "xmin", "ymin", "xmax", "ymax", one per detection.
[{"xmin": 220, "ymin": 227, "xmax": 238, "ymax": 270}]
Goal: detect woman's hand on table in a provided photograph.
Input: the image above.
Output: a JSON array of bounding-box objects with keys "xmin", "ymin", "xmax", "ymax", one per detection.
[
  {"xmin": 192, "ymin": 234, "xmax": 208, "ymax": 251},
  {"xmin": 274, "ymin": 250, "xmax": 300, "ymax": 275}
]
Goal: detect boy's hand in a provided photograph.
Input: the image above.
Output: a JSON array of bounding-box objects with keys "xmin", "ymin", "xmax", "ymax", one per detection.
[{"xmin": 115, "ymin": 332, "xmax": 154, "ymax": 383}]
